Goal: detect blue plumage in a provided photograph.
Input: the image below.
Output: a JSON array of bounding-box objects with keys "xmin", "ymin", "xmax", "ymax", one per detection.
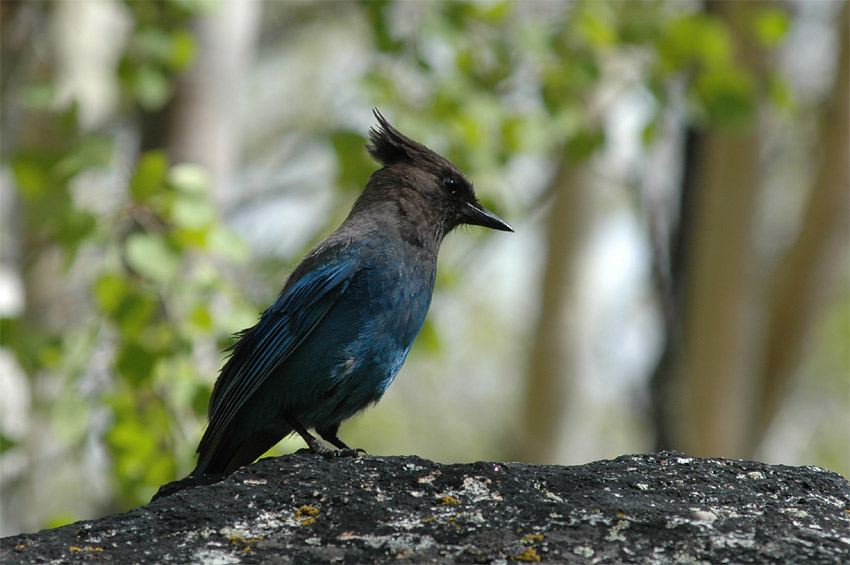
[{"xmin": 192, "ymin": 110, "xmax": 512, "ymax": 476}]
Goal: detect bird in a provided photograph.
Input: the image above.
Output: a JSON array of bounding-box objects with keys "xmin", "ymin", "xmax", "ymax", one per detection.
[{"xmin": 192, "ymin": 109, "xmax": 513, "ymax": 477}]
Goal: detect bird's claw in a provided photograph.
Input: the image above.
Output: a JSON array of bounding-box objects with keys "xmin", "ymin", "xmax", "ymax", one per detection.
[
  {"xmin": 323, "ymin": 447, "xmax": 363, "ymax": 458},
  {"xmin": 306, "ymin": 442, "xmax": 364, "ymax": 459}
]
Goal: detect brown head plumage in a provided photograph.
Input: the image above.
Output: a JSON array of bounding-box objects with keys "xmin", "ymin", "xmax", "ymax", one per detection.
[{"xmin": 359, "ymin": 109, "xmax": 513, "ymax": 238}]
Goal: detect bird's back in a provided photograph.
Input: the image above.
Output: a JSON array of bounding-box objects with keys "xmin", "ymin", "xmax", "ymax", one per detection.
[{"xmin": 195, "ymin": 227, "xmax": 437, "ymax": 475}]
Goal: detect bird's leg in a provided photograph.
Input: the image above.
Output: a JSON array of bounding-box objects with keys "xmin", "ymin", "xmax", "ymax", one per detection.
[
  {"xmin": 317, "ymin": 423, "xmax": 368, "ymax": 456},
  {"xmin": 283, "ymin": 414, "xmax": 336, "ymax": 456},
  {"xmin": 283, "ymin": 415, "xmax": 361, "ymax": 458}
]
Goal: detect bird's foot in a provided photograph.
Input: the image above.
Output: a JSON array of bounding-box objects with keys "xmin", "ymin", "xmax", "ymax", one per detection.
[
  {"xmin": 285, "ymin": 415, "xmax": 366, "ymax": 458},
  {"xmin": 301, "ymin": 436, "xmax": 363, "ymax": 458},
  {"xmin": 314, "ymin": 445, "xmax": 364, "ymax": 458}
]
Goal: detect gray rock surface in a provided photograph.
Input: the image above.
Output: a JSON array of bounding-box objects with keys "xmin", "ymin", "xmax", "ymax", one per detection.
[{"xmin": 2, "ymin": 451, "xmax": 849, "ymax": 563}]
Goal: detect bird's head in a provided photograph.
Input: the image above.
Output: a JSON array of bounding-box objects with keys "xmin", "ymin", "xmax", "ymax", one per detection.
[{"xmin": 361, "ymin": 109, "xmax": 513, "ymax": 238}]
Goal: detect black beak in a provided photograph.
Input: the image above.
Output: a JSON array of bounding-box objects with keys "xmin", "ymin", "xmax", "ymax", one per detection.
[{"xmin": 462, "ymin": 201, "xmax": 514, "ymax": 232}]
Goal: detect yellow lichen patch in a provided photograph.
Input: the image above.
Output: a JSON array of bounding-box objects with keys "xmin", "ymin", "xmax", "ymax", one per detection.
[
  {"xmin": 436, "ymin": 495, "xmax": 460, "ymax": 505},
  {"xmin": 229, "ymin": 535, "xmax": 264, "ymax": 545},
  {"xmin": 514, "ymin": 548, "xmax": 541, "ymax": 562},
  {"xmin": 616, "ymin": 512, "xmax": 628, "ymax": 519},
  {"xmin": 521, "ymin": 534, "xmax": 544, "ymax": 543},
  {"xmin": 421, "ymin": 516, "xmax": 437, "ymax": 523},
  {"xmin": 296, "ymin": 505, "xmax": 320, "ymax": 526},
  {"xmin": 229, "ymin": 535, "xmax": 264, "ymax": 550},
  {"xmin": 69, "ymin": 546, "xmax": 104, "ymax": 552},
  {"xmin": 15, "ymin": 544, "xmax": 28, "ymax": 550}
]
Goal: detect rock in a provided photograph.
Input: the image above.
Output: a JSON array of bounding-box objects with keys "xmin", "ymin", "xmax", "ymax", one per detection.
[{"xmin": 2, "ymin": 451, "xmax": 848, "ymax": 563}]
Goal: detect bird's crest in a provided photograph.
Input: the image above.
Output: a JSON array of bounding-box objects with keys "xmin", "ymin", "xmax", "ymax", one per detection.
[{"xmin": 367, "ymin": 109, "xmax": 447, "ymax": 168}]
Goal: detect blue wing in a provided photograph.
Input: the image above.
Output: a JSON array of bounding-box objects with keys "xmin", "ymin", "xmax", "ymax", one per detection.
[{"xmin": 195, "ymin": 255, "xmax": 359, "ymax": 471}]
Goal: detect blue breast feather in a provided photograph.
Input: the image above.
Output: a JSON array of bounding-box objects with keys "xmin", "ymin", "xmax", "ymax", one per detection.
[{"xmin": 199, "ymin": 240, "xmax": 436, "ymax": 459}]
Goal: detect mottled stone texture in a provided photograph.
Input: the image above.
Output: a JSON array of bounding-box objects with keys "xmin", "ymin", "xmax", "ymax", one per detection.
[{"xmin": 3, "ymin": 451, "xmax": 849, "ymax": 564}]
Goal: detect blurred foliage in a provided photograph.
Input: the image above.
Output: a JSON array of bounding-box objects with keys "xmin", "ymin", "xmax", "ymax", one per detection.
[
  {"xmin": 330, "ymin": 131, "xmax": 374, "ymax": 194},
  {"xmin": 97, "ymin": 157, "xmax": 254, "ymax": 505},
  {"xmin": 358, "ymin": 0, "xmax": 788, "ymax": 176},
  {"xmin": 119, "ymin": 0, "xmax": 200, "ymax": 111},
  {"xmin": 2, "ymin": 0, "xmax": 254, "ymax": 514},
  {"xmin": 1, "ymin": 0, "xmax": 802, "ymax": 530}
]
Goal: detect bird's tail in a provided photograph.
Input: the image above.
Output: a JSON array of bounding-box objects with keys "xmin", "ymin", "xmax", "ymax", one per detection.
[{"xmin": 193, "ymin": 428, "xmax": 287, "ymax": 477}]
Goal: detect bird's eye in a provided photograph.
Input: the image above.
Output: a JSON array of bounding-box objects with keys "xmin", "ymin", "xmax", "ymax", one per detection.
[{"xmin": 442, "ymin": 177, "xmax": 458, "ymax": 194}]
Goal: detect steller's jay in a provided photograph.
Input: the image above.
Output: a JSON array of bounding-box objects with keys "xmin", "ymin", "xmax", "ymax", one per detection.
[{"xmin": 193, "ymin": 110, "xmax": 513, "ymax": 476}]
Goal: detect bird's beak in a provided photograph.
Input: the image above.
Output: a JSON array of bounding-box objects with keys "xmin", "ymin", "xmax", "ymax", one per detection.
[{"xmin": 462, "ymin": 201, "xmax": 514, "ymax": 232}]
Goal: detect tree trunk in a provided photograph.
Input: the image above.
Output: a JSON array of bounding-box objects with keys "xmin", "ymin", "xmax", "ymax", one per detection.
[
  {"xmin": 512, "ymin": 156, "xmax": 593, "ymax": 463},
  {"xmin": 750, "ymin": 2, "xmax": 849, "ymax": 450},
  {"xmin": 166, "ymin": 0, "xmax": 260, "ymax": 199},
  {"xmin": 673, "ymin": 1, "xmax": 767, "ymax": 458}
]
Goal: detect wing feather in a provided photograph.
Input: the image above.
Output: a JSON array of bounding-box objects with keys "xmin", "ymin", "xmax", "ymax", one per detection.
[{"xmin": 195, "ymin": 258, "xmax": 359, "ymax": 468}]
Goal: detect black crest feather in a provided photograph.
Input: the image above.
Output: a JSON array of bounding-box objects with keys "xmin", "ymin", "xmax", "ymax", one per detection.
[{"xmin": 367, "ymin": 109, "xmax": 444, "ymax": 168}]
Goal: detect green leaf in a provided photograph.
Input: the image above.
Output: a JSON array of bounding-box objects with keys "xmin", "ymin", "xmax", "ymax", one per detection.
[
  {"xmin": 219, "ymin": 303, "xmax": 259, "ymax": 336},
  {"xmin": 695, "ymin": 66, "xmax": 756, "ymax": 127},
  {"xmin": 173, "ymin": 227, "xmax": 207, "ymax": 249},
  {"xmin": 50, "ymin": 394, "xmax": 90, "ymax": 444},
  {"xmin": 54, "ymin": 135, "xmax": 114, "ymax": 181},
  {"xmin": 107, "ymin": 415, "xmax": 160, "ymax": 481},
  {"xmin": 415, "ymin": 318, "xmax": 441, "ymax": 353},
  {"xmin": 45, "ymin": 513, "xmax": 77, "ymax": 530},
  {"xmin": 0, "ymin": 433, "xmax": 15, "ymax": 455},
  {"xmin": 753, "ymin": 7, "xmax": 789, "ymax": 48},
  {"xmin": 576, "ymin": 5, "xmax": 617, "ymax": 47},
  {"xmin": 39, "ymin": 343, "xmax": 62, "ymax": 368},
  {"xmin": 12, "ymin": 157, "xmax": 51, "ymax": 198},
  {"xmin": 57, "ymin": 208, "xmax": 97, "ymax": 260},
  {"xmin": 170, "ymin": 0, "xmax": 218, "ymax": 15},
  {"xmin": 134, "ymin": 27, "xmax": 175, "ymax": 63},
  {"xmin": 116, "ymin": 294, "xmax": 156, "ymax": 338},
  {"xmin": 130, "ymin": 151, "xmax": 169, "ymax": 202},
  {"xmin": 134, "ymin": 65, "xmax": 173, "ymax": 111},
  {"xmin": 659, "ymin": 15, "xmax": 731, "ymax": 71},
  {"xmin": 330, "ymin": 131, "xmax": 374, "ymax": 192},
  {"xmin": 468, "ymin": 0, "xmax": 509, "ymax": 23},
  {"xmin": 125, "ymin": 232, "xmax": 181, "ymax": 282},
  {"xmin": 145, "ymin": 451, "xmax": 176, "ymax": 486},
  {"xmin": 116, "ymin": 343, "xmax": 155, "ymax": 384},
  {"xmin": 167, "ymin": 29, "xmax": 196, "ymax": 70},
  {"xmin": 189, "ymin": 304, "xmax": 213, "ymax": 331},
  {"xmin": 192, "ymin": 385, "xmax": 211, "ymax": 416},
  {"xmin": 565, "ymin": 127, "xmax": 605, "ymax": 161},
  {"xmin": 768, "ymin": 73, "xmax": 795, "ymax": 111},
  {"xmin": 168, "ymin": 163, "xmax": 209, "ymax": 194},
  {"xmin": 95, "ymin": 274, "xmax": 130, "ymax": 315},
  {"xmin": 642, "ymin": 118, "xmax": 658, "ymax": 145},
  {"xmin": 141, "ymin": 321, "xmax": 181, "ymax": 355},
  {"xmin": 171, "ymin": 194, "xmax": 214, "ymax": 229},
  {"xmin": 208, "ymin": 227, "xmax": 249, "ymax": 261},
  {"xmin": 20, "ymin": 82, "xmax": 56, "ymax": 110},
  {"xmin": 0, "ymin": 318, "xmax": 56, "ymax": 374},
  {"xmin": 362, "ymin": 0, "xmax": 402, "ymax": 53}
]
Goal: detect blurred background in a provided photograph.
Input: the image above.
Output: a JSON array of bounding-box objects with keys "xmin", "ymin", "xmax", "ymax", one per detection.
[{"xmin": 1, "ymin": 0, "xmax": 847, "ymax": 536}]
